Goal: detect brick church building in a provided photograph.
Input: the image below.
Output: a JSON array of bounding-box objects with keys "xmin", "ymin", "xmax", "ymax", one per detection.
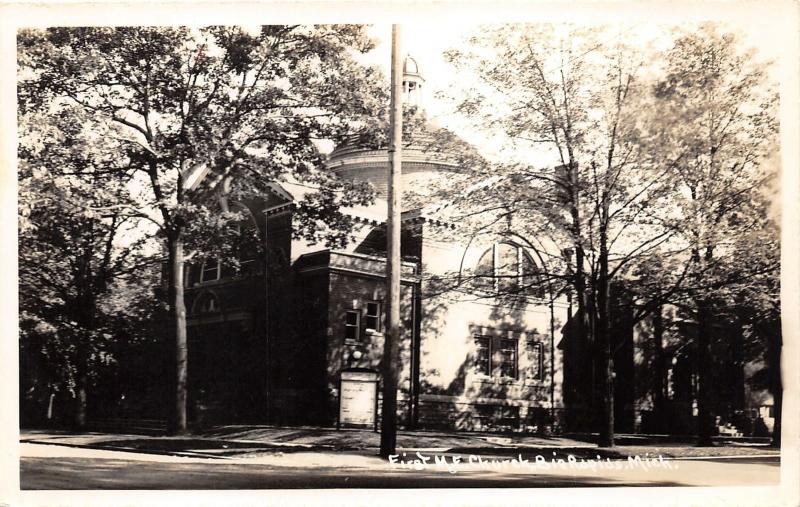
[
  {"xmin": 177, "ymin": 57, "xmax": 774, "ymax": 438},
  {"xmin": 181, "ymin": 57, "xmax": 571, "ymax": 432}
]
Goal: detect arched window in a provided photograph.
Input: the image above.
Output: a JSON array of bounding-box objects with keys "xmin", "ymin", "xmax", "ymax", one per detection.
[
  {"xmin": 472, "ymin": 242, "xmax": 542, "ymax": 296},
  {"xmin": 229, "ymin": 203, "xmax": 260, "ymax": 273},
  {"xmin": 195, "ymin": 292, "xmax": 220, "ymax": 314},
  {"xmin": 188, "ymin": 203, "xmax": 260, "ymax": 286},
  {"xmin": 474, "ymin": 247, "xmax": 495, "ymax": 290}
]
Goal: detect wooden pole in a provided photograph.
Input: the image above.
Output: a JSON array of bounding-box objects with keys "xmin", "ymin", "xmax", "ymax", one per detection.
[
  {"xmin": 170, "ymin": 235, "xmax": 188, "ymax": 434},
  {"xmin": 264, "ymin": 212, "xmax": 271, "ymax": 424},
  {"xmin": 380, "ymin": 24, "xmax": 403, "ymax": 458}
]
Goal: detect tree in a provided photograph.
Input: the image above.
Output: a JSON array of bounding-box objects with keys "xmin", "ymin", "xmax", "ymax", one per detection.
[
  {"xmin": 729, "ymin": 201, "xmax": 781, "ymax": 445},
  {"xmin": 437, "ymin": 24, "xmax": 685, "ymax": 446},
  {"xmin": 18, "ymin": 105, "xmax": 155, "ymax": 427},
  {"xmin": 18, "ymin": 26, "xmax": 383, "ymax": 432},
  {"xmin": 651, "ymin": 25, "xmax": 778, "ymax": 445}
]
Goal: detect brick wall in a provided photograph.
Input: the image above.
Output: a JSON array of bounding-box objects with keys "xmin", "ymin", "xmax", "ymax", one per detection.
[
  {"xmin": 324, "ymin": 264, "xmax": 416, "ymax": 427},
  {"xmin": 412, "ymin": 223, "xmax": 568, "ymax": 433},
  {"xmin": 271, "ymin": 266, "xmax": 330, "ymax": 426}
]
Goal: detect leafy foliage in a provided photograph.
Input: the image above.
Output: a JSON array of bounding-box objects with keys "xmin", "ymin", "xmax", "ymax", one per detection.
[
  {"xmin": 18, "ymin": 105, "xmax": 158, "ymax": 424},
  {"xmin": 433, "ymin": 23, "xmax": 779, "ymax": 443},
  {"xmin": 18, "ymin": 25, "xmax": 386, "ymax": 428},
  {"xmin": 18, "ymin": 26, "xmax": 383, "ymax": 246}
]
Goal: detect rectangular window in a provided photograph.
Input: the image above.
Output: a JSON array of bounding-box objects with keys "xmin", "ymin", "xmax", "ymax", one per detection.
[
  {"xmin": 473, "ymin": 333, "xmax": 521, "ymax": 379},
  {"xmin": 201, "ymin": 259, "xmax": 220, "ymax": 282},
  {"xmin": 345, "ymin": 311, "xmax": 360, "ymax": 342},
  {"xmin": 526, "ymin": 341, "xmax": 544, "ymax": 380},
  {"xmin": 474, "ymin": 336, "xmax": 491, "ymax": 376},
  {"xmin": 496, "ymin": 338, "xmax": 518, "ymax": 379},
  {"xmin": 365, "ymin": 302, "xmax": 381, "ymax": 332}
]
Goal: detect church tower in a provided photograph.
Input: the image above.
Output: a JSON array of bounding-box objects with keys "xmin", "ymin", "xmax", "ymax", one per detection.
[
  {"xmin": 326, "ymin": 53, "xmax": 471, "ymax": 199},
  {"xmin": 403, "ymin": 55, "xmax": 425, "ymax": 109}
]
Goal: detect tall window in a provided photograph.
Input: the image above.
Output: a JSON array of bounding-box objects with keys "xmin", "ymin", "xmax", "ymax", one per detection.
[
  {"xmin": 474, "ymin": 336, "xmax": 491, "ymax": 376},
  {"xmin": 473, "ymin": 334, "xmax": 518, "ymax": 379},
  {"xmin": 200, "ymin": 258, "xmax": 220, "ymax": 283},
  {"xmin": 496, "ymin": 338, "xmax": 518, "ymax": 378},
  {"xmin": 365, "ymin": 301, "xmax": 381, "ymax": 332},
  {"xmin": 230, "ymin": 203, "xmax": 259, "ymax": 275},
  {"xmin": 525, "ymin": 341, "xmax": 544, "ymax": 380},
  {"xmin": 345, "ymin": 311, "xmax": 360, "ymax": 342},
  {"xmin": 472, "ymin": 242, "xmax": 541, "ymax": 295}
]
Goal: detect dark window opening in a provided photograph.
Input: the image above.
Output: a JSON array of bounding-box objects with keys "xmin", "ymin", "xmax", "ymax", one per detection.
[
  {"xmin": 473, "ymin": 334, "xmax": 520, "ymax": 379},
  {"xmin": 526, "ymin": 341, "xmax": 544, "ymax": 380},
  {"xmin": 200, "ymin": 259, "xmax": 220, "ymax": 283},
  {"xmin": 229, "ymin": 205, "xmax": 260, "ymax": 276},
  {"xmin": 345, "ymin": 311, "xmax": 360, "ymax": 342},
  {"xmin": 365, "ymin": 302, "xmax": 381, "ymax": 332},
  {"xmin": 474, "ymin": 336, "xmax": 491, "ymax": 376},
  {"xmin": 496, "ymin": 338, "xmax": 518, "ymax": 379},
  {"xmin": 196, "ymin": 293, "xmax": 219, "ymax": 314}
]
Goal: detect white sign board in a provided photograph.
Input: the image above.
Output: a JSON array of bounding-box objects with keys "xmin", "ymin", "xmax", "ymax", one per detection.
[{"xmin": 339, "ymin": 371, "xmax": 378, "ymax": 428}]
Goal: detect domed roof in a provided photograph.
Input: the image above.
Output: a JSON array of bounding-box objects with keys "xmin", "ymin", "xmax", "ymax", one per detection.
[
  {"xmin": 324, "ymin": 54, "xmax": 482, "ymax": 200},
  {"xmin": 403, "ymin": 55, "xmax": 424, "ymax": 81},
  {"xmin": 327, "ymin": 113, "xmax": 477, "ymax": 167}
]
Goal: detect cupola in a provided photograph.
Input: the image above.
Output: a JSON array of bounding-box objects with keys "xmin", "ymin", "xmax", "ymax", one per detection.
[{"xmin": 402, "ymin": 55, "xmax": 425, "ymax": 109}]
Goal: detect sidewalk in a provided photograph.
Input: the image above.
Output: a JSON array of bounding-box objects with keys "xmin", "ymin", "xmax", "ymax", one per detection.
[
  {"xmin": 20, "ymin": 426, "xmax": 782, "ymax": 489},
  {"xmin": 20, "ymin": 425, "xmax": 781, "ymax": 462}
]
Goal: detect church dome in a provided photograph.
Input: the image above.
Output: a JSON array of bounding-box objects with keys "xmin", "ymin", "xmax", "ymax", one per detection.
[
  {"xmin": 325, "ymin": 54, "xmax": 479, "ymax": 202},
  {"xmin": 326, "ymin": 119, "xmax": 478, "ymax": 201},
  {"xmin": 403, "ymin": 56, "xmax": 424, "ymax": 81}
]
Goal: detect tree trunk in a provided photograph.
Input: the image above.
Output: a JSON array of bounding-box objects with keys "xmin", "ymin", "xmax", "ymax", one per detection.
[
  {"xmin": 74, "ymin": 228, "xmax": 95, "ymax": 430},
  {"xmin": 576, "ymin": 248, "xmax": 595, "ymax": 426},
  {"xmin": 566, "ymin": 161, "xmax": 591, "ymax": 426},
  {"xmin": 695, "ymin": 297, "xmax": 714, "ymax": 446},
  {"xmin": 75, "ymin": 373, "xmax": 88, "ymax": 429},
  {"xmin": 653, "ymin": 305, "xmax": 665, "ymax": 433},
  {"xmin": 168, "ymin": 234, "xmax": 188, "ymax": 434},
  {"xmin": 596, "ymin": 223, "xmax": 614, "ymax": 447},
  {"xmin": 73, "ymin": 334, "xmax": 90, "ymax": 429},
  {"xmin": 574, "ymin": 246, "xmax": 589, "ymax": 375}
]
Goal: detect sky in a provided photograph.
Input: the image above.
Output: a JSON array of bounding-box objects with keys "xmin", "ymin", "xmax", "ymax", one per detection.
[{"xmin": 343, "ymin": 17, "xmax": 786, "ymax": 167}]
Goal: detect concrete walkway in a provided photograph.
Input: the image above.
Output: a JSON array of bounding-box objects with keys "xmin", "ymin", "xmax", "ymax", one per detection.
[
  {"xmin": 20, "ymin": 425, "xmax": 781, "ymax": 461},
  {"xmin": 17, "ymin": 427, "xmax": 782, "ymax": 489},
  {"xmin": 19, "ymin": 439, "xmax": 781, "ymax": 489}
]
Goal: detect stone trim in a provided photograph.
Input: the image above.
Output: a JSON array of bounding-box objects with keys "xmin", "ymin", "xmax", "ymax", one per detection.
[
  {"xmin": 418, "ymin": 392, "xmax": 550, "ymax": 408},
  {"xmin": 187, "ymin": 310, "xmax": 253, "ymax": 327}
]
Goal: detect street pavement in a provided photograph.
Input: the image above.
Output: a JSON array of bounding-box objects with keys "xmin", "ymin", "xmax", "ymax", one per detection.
[{"xmin": 18, "ymin": 429, "xmax": 781, "ymax": 489}]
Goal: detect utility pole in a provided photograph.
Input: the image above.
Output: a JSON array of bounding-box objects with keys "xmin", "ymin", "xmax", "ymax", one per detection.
[
  {"xmin": 380, "ymin": 24, "xmax": 403, "ymax": 459},
  {"xmin": 263, "ymin": 210, "xmax": 271, "ymax": 424}
]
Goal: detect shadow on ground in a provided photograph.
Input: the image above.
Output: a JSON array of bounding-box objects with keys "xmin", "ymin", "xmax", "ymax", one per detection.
[
  {"xmin": 442, "ymin": 447, "xmax": 629, "ymax": 461},
  {"xmin": 20, "ymin": 457, "xmax": 687, "ymax": 489},
  {"xmin": 21, "ymin": 425, "xmax": 779, "ymax": 460},
  {"xmin": 27, "ymin": 438, "xmax": 345, "ymax": 459},
  {"xmin": 196, "ymin": 425, "xmax": 577, "ymax": 450}
]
